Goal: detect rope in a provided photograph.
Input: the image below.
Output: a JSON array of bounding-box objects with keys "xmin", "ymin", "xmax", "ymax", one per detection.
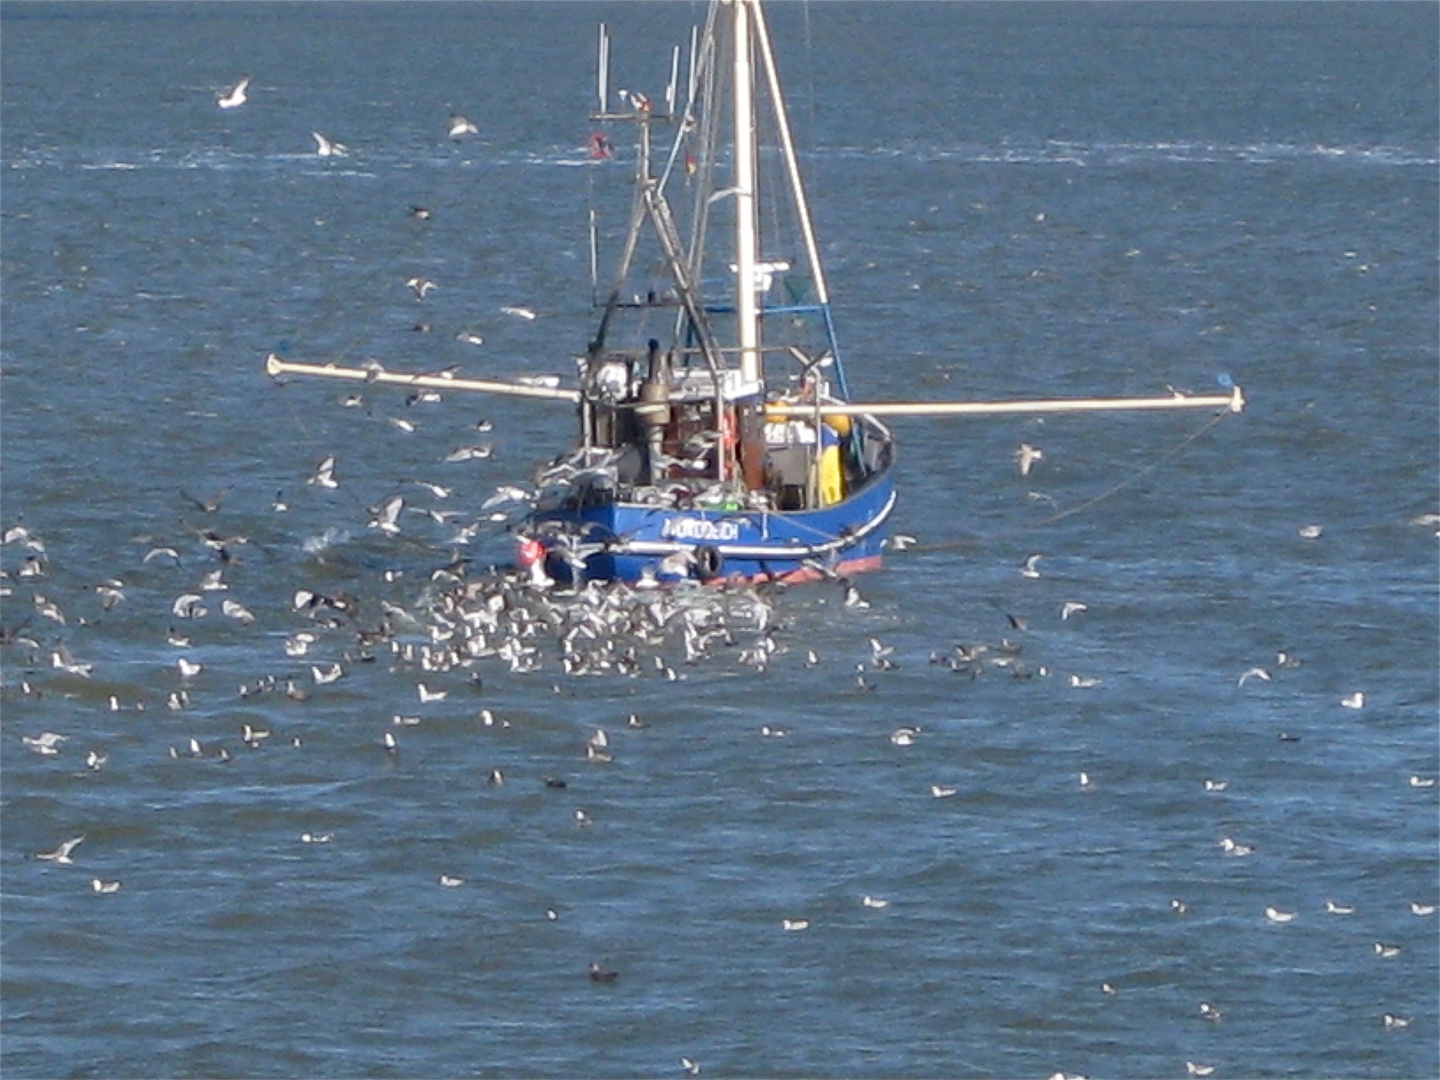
[{"xmin": 910, "ymin": 407, "xmax": 1237, "ymax": 553}]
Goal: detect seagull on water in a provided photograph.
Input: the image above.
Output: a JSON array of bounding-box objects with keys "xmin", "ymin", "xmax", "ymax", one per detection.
[
  {"xmin": 1021, "ymin": 553, "xmax": 1043, "ymax": 579},
  {"xmin": 861, "ymin": 895, "xmax": 889, "ymax": 909},
  {"xmin": 1185, "ymin": 1063, "xmax": 1215, "ymax": 1077},
  {"xmin": 1410, "ymin": 902, "xmax": 1436, "ymax": 916},
  {"xmin": 1340, "ymin": 691, "xmax": 1365, "ymax": 709},
  {"xmin": 217, "ymin": 76, "xmax": 249, "ymax": 109},
  {"xmin": 1237, "ymin": 666, "xmax": 1272, "ymax": 687},
  {"xmin": 1324, "ymin": 900, "xmax": 1355, "ymax": 914},
  {"xmin": 781, "ymin": 918, "xmax": 810, "ymax": 931},
  {"xmin": 1264, "ymin": 906, "xmax": 1296, "ymax": 924}
]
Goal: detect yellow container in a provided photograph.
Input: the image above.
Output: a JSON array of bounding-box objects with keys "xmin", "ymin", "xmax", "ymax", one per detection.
[{"xmin": 818, "ymin": 444, "xmax": 843, "ymax": 505}]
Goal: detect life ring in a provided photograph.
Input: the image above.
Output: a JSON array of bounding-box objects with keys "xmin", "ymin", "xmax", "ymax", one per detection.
[{"xmin": 694, "ymin": 545, "xmax": 724, "ymax": 581}]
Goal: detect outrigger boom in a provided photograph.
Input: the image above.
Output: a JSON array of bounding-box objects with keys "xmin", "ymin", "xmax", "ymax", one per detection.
[
  {"xmin": 768, "ymin": 386, "xmax": 1244, "ymax": 419},
  {"xmin": 264, "ymin": 353, "xmax": 582, "ymax": 403}
]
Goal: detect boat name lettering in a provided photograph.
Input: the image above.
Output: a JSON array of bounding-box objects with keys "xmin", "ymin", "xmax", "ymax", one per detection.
[{"xmin": 661, "ymin": 518, "xmax": 740, "ymax": 542}]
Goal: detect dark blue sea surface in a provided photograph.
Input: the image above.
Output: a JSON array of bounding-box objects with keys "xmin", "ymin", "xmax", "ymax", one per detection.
[{"xmin": 3, "ymin": 3, "xmax": 1437, "ymax": 1077}]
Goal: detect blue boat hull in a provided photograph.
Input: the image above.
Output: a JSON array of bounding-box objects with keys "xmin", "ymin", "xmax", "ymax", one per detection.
[{"xmin": 529, "ymin": 469, "xmax": 896, "ymax": 585}]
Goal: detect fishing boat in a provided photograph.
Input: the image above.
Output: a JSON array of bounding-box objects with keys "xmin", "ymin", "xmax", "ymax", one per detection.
[{"xmin": 265, "ymin": 0, "xmax": 1242, "ymax": 587}]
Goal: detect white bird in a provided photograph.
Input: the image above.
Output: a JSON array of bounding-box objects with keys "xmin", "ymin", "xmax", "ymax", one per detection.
[
  {"xmin": 1060, "ymin": 601, "xmax": 1088, "ymax": 621},
  {"xmin": 1078, "ymin": 771, "xmax": 1094, "ymax": 790},
  {"xmin": 1265, "ymin": 906, "xmax": 1296, "ymax": 924},
  {"xmin": 86, "ymin": 750, "xmax": 108, "ymax": 771},
  {"xmin": 217, "ymin": 76, "xmax": 249, "ymax": 109},
  {"xmin": 308, "ymin": 455, "xmax": 338, "ymax": 488},
  {"xmin": 368, "ymin": 495, "xmax": 405, "ymax": 534},
  {"xmin": 861, "ymin": 896, "xmax": 889, "ymax": 909},
  {"xmin": 1015, "ymin": 443, "xmax": 1044, "ymax": 477},
  {"xmin": 680, "ymin": 1057, "xmax": 701, "ymax": 1076},
  {"xmin": 1170, "ymin": 899, "xmax": 1188, "ymax": 915},
  {"xmin": 1068, "ymin": 674, "xmax": 1099, "ymax": 688},
  {"xmin": 1185, "ymin": 1063, "xmax": 1215, "ymax": 1077},
  {"xmin": 438, "ymin": 874, "xmax": 465, "ymax": 887},
  {"xmin": 1298, "ymin": 524, "xmax": 1323, "ymax": 539},
  {"xmin": 177, "ymin": 657, "xmax": 203, "ymax": 679},
  {"xmin": 1218, "ymin": 836, "xmax": 1254, "ymax": 857},
  {"xmin": 1324, "ymin": 900, "xmax": 1355, "ymax": 915},
  {"xmin": 22, "ymin": 732, "xmax": 68, "ymax": 755},
  {"xmin": 1383, "ymin": 1013, "xmax": 1411, "ymax": 1029},
  {"xmin": 930, "ymin": 784, "xmax": 957, "ymax": 798},
  {"xmin": 1340, "ymin": 691, "xmax": 1365, "ymax": 709},
  {"xmin": 500, "ymin": 305, "xmax": 537, "ymax": 320},
  {"xmin": 91, "ymin": 878, "xmax": 122, "ymax": 894},
  {"xmin": 1021, "ymin": 553, "xmax": 1043, "ymax": 579},
  {"xmin": 300, "ymin": 832, "xmax": 332, "ymax": 844},
  {"xmin": 417, "ymin": 682, "xmax": 447, "ymax": 703},
  {"xmin": 1410, "ymin": 902, "xmax": 1435, "ymax": 916},
  {"xmin": 220, "ymin": 597, "xmax": 255, "ymax": 623},
  {"xmin": 1237, "ymin": 666, "xmax": 1272, "ymax": 687},
  {"xmin": 1203, "ymin": 779, "xmax": 1228, "ymax": 792},
  {"xmin": 759, "ymin": 725, "xmax": 787, "ymax": 737},
  {"xmin": 1198, "ymin": 1002, "xmax": 1222, "ymax": 1022},
  {"xmin": 781, "ymin": 918, "xmax": 809, "ymax": 931},
  {"xmin": 1409, "ymin": 775, "xmax": 1436, "ymax": 787},
  {"xmin": 407, "ymin": 277, "xmax": 436, "ymax": 299},
  {"xmin": 312, "ymin": 131, "xmax": 347, "ymax": 157},
  {"xmin": 889, "ymin": 727, "xmax": 919, "ymax": 747},
  {"xmin": 444, "ymin": 443, "xmax": 493, "ymax": 463},
  {"xmin": 1374, "ymin": 942, "xmax": 1401, "ymax": 958},
  {"xmin": 311, "ymin": 662, "xmax": 343, "ymax": 685},
  {"xmin": 448, "ymin": 113, "xmax": 479, "ymax": 138},
  {"xmin": 37, "ymin": 835, "xmax": 86, "ymax": 864}
]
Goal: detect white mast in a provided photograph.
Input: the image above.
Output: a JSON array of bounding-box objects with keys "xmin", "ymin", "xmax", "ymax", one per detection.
[{"xmin": 732, "ymin": 0, "xmax": 760, "ymax": 386}]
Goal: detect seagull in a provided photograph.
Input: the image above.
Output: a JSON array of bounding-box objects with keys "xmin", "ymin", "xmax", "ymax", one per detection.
[
  {"xmin": 217, "ymin": 76, "xmax": 249, "ymax": 109},
  {"xmin": 1198, "ymin": 1002, "xmax": 1222, "ymax": 1022},
  {"xmin": 781, "ymin": 918, "xmax": 810, "ymax": 931},
  {"xmin": 1383, "ymin": 1013, "xmax": 1411, "ymax": 1029},
  {"xmin": 22, "ymin": 732, "xmax": 68, "ymax": 755},
  {"xmin": 930, "ymin": 784, "xmax": 957, "ymax": 798},
  {"xmin": 1324, "ymin": 900, "xmax": 1355, "ymax": 915},
  {"xmin": 1298, "ymin": 524, "xmax": 1323, "ymax": 539},
  {"xmin": 91, "ymin": 878, "xmax": 122, "ymax": 894},
  {"xmin": 1015, "ymin": 443, "xmax": 1044, "ymax": 477},
  {"xmin": 500, "ymin": 305, "xmax": 537, "ymax": 320},
  {"xmin": 86, "ymin": 750, "xmax": 108, "ymax": 771},
  {"xmin": 1060, "ymin": 601, "xmax": 1087, "ymax": 620},
  {"xmin": 409, "ymin": 205, "xmax": 432, "ymax": 220},
  {"xmin": 1409, "ymin": 775, "xmax": 1436, "ymax": 787},
  {"xmin": 407, "ymin": 277, "xmax": 436, "ymax": 299},
  {"xmin": 438, "ymin": 874, "xmax": 465, "ymax": 887},
  {"xmin": 312, "ymin": 131, "xmax": 347, "ymax": 157},
  {"xmin": 1078, "ymin": 771, "xmax": 1094, "ymax": 790},
  {"xmin": 1237, "ymin": 666, "xmax": 1272, "ymax": 687},
  {"xmin": 588, "ymin": 962, "xmax": 618, "ymax": 982},
  {"xmin": 311, "ymin": 662, "xmax": 343, "ymax": 685},
  {"xmin": 368, "ymin": 494, "xmax": 405, "ymax": 534},
  {"xmin": 759, "ymin": 725, "xmax": 787, "ymax": 737},
  {"xmin": 177, "ymin": 657, "xmax": 203, "ymax": 679},
  {"xmin": 1171, "ymin": 899, "xmax": 1189, "ymax": 914},
  {"xmin": 1340, "ymin": 691, "xmax": 1365, "ymax": 709},
  {"xmin": 220, "ymin": 597, "xmax": 254, "ymax": 623},
  {"xmin": 1185, "ymin": 1063, "xmax": 1215, "ymax": 1077},
  {"xmin": 1409, "ymin": 902, "xmax": 1436, "ymax": 916},
  {"xmin": 448, "ymin": 113, "xmax": 479, "ymax": 139},
  {"xmin": 1264, "ymin": 906, "xmax": 1296, "ymax": 924},
  {"xmin": 1374, "ymin": 942, "xmax": 1401, "ymax": 958},
  {"xmin": 300, "ymin": 832, "xmax": 332, "ymax": 843},
  {"xmin": 1101, "ymin": 982, "xmax": 1118, "ymax": 996},
  {"xmin": 1068, "ymin": 674, "xmax": 1099, "ymax": 688},
  {"xmin": 1203, "ymin": 779, "xmax": 1228, "ymax": 792},
  {"xmin": 861, "ymin": 896, "xmax": 889, "ymax": 909},
  {"xmin": 37, "ymin": 835, "xmax": 86, "ymax": 864},
  {"xmin": 889, "ymin": 727, "xmax": 918, "ymax": 746},
  {"xmin": 680, "ymin": 1058, "xmax": 701, "ymax": 1076},
  {"xmin": 1021, "ymin": 553, "xmax": 1043, "ymax": 579},
  {"xmin": 307, "ymin": 455, "xmax": 338, "ymax": 489},
  {"xmin": 1219, "ymin": 837, "xmax": 1254, "ymax": 857},
  {"xmin": 417, "ymin": 682, "xmax": 447, "ymax": 703}
]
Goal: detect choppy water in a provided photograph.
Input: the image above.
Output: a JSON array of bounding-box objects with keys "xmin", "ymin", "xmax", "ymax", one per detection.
[{"xmin": 3, "ymin": 3, "xmax": 1437, "ymax": 1078}]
